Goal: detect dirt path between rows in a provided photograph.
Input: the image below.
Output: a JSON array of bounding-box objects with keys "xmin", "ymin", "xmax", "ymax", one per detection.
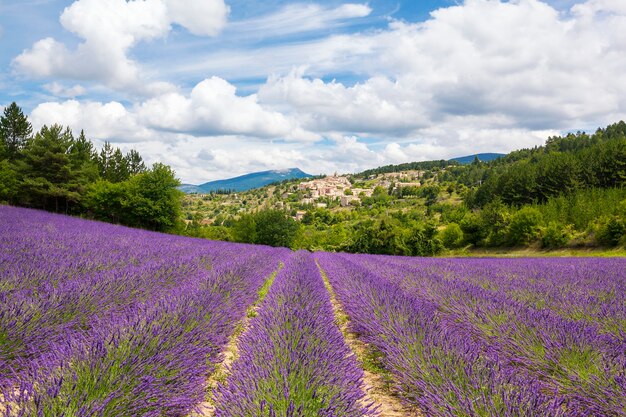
[
  {"xmin": 189, "ymin": 266, "xmax": 281, "ymax": 417},
  {"xmin": 317, "ymin": 261, "xmax": 424, "ymax": 417}
]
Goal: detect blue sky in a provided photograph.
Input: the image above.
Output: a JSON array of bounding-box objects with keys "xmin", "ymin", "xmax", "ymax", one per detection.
[{"xmin": 1, "ymin": 0, "xmax": 624, "ymax": 183}]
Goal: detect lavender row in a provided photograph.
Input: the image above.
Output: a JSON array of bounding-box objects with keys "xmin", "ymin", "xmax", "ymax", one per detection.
[
  {"xmin": 317, "ymin": 252, "xmax": 580, "ymax": 416},
  {"xmin": 1, "ymin": 205, "xmax": 290, "ymax": 416},
  {"xmin": 214, "ymin": 251, "xmax": 376, "ymax": 417},
  {"xmin": 341, "ymin": 253, "xmax": 626, "ymax": 414},
  {"xmin": 1, "ymin": 205, "xmax": 282, "ymax": 385},
  {"xmin": 351, "ymin": 254, "xmax": 626, "ymax": 336}
]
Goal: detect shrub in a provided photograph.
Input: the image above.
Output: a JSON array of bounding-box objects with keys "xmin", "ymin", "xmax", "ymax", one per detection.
[
  {"xmin": 595, "ymin": 216, "xmax": 626, "ymax": 246},
  {"xmin": 540, "ymin": 222, "xmax": 572, "ymax": 249},
  {"xmin": 407, "ymin": 223, "xmax": 443, "ymax": 256},
  {"xmin": 507, "ymin": 207, "xmax": 542, "ymax": 246},
  {"xmin": 460, "ymin": 212, "xmax": 488, "ymax": 246},
  {"xmin": 440, "ymin": 223, "xmax": 464, "ymax": 248}
]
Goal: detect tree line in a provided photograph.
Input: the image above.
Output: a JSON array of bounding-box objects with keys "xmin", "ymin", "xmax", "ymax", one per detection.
[
  {"xmin": 0, "ymin": 102, "xmax": 182, "ymax": 232},
  {"xmin": 466, "ymin": 122, "xmax": 626, "ymax": 207}
]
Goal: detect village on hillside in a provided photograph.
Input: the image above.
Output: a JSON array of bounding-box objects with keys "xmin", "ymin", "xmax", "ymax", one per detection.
[{"xmin": 182, "ymin": 170, "xmax": 427, "ymax": 225}]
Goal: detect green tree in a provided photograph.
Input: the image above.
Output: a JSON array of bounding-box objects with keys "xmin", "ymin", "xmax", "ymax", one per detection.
[
  {"xmin": 595, "ymin": 216, "xmax": 626, "ymax": 246},
  {"xmin": 591, "ymin": 139, "xmax": 626, "ymax": 188},
  {"xmin": 496, "ymin": 162, "xmax": 537, "ymax": 206},
  {"xmin": 68, "ymin": 130, "xmax": 100, "ymax": 197},
  {"xmin": 0, "ymin": 160, "xmax": 18, "ymax": 202},
  {"xmin": 253, "ymin": 209, "xmax": 300, "ymax": 248},
  {"xmin": 124, "ymin": 163, "xmax": 182, "ymax": 231},
  {"xmin": 98, "ymin": 142, "xmax": 115, "ymax": 180},
  {"xmin": 110, "ymin": 148, "xmax": 130, "ymax": 182},
  {"xmin": 83, "ymin": 180, "xmax": 126, "ymax": 223},
  {"xmin": 481, "ymin": 198, "xmax": 510, "ymax": 246},
  {"xmin": 406, "ymin": 223, "xmax": 443, "ymax": 256},
  {"xmin": 18, "ymin": 124, "xmax": 79, "ymax": 212},
  {"xmin": 460, "ymin": 212, "xmax": 488, "ymax": 246},
  {"xmin": 540, "ymin": 222, "xmax": 571, "ymax": 249},
  {"xmin": 126, "ymin": 149, "xmax": 146, "ymax": 175},
  {"xmin": 441, "ymin": 222, "xmax": 464, "ymax": 248},
  {"xmin": 85, "ymin": 163, "xmax": 182, "ymax": 232},
  {"xmin": 420, "ymin": 185, "xmax": 440, "ymax": 207},
  {"xmin": 0, "ymin": 137, "xmax": 6, "ymax": 160},
  {"xmin": 232, "ymin": 214, "xmax": 257, "ymax": 243},
  {"xmin": 0, "ymin": 102, "xmax": 32, "ymax": 159},
  {"xmin": 535, "ymin": 152, "xmax": 581, "ymax": 201},
  {"xmin": 349, "ymin": 218, "xmax": 406, "ymax": 255},
  {"xmin": 506, "ymin": 207, "xmax": 542, "ymax": 246},
  {"xmin": 363, "ymin": 186, "xmax": 392, "ymax": 207}
]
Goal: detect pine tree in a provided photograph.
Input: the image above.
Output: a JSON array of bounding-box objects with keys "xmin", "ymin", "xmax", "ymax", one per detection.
[
  {"xmin": 69, "ymin": 130, "xmax": 100, "ymax": 192},
  {"xmin": 126, "ymin": 149, "xmax": 146, "ymax": 175},
  {"xmin": 98, "ymin": 141, "xmax": 114, "ymax": 180},
  {"xmin": 0, "ymin": 102, "xmax": 33, "ymax": 159},
  {"xmin": 19, "ymin": 124, "xmax": 78, "ymax": 211},
  {"xmin": 111, "ymin": 148, "xmax": 130, "ymax": 182}
]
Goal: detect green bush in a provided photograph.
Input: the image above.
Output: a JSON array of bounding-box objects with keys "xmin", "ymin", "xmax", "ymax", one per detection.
[
  {"xmin": 595, "ymin": 216, "xmax": 626, "ymax": 246},
  {"xmin": 540, "ymin": 221, "xmax": 572, "ymax": 249},
  {"xmin": 460, "ymin": 212, "xmax": 488, "ymax": 246},
  {"xmin": 440, "ymin": 223, "xmax": 464, "ymax": 248},
  {"xmin": 407, "ymin": 223, "xmax": 443, "ymax": 256},
  {"xmin": 0, "ymin": 160, "xmax": 17, "ymax": 203},
  {"xmin": 507, "ymin": 207, "xmax": 542, "ymax": 246}
]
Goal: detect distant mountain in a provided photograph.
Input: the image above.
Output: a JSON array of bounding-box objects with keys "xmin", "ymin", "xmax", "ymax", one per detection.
[
  {"xmin": 178, "ymin": 184, "xmax": 205, "ymax": 194},
  {"xmin": 180, "ymin": 168, "xmax": 312, "ymax": 194},
  {"xmin": 450, "ymin": 153, "xmax": 505, "ymax": 164}
]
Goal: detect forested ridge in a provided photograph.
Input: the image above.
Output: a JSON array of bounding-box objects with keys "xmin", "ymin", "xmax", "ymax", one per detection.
[{"xmin": 465, "ymin": 122, "xmax": 626, "ymax": 207}]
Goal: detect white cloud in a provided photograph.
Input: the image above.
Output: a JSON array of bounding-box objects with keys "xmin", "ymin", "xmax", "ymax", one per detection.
[
  {"xmin": 30, "ymin": 77, "xmax": 319, "ymax": 143},
  {"xmin": 163, "ymin": 0, "xmax": 229, "ymax": 36},
  {"xmin": 251, "ymin": 0, "xmax": 626, "ymax": 137},
  {"xmin": 13, "ymin": 0, "xmax": 228, "ymax": 92},
  {"xmin": 30, "ymin": 100, "xmax": 152, "ymax": 142},
  {"xmin": 137, "ymin": 76, "xmax": 319, "ymax": 141},
  {"xmin": 259, "ymin": 70, "xmax": 429, "ymax": 135},
  {"xmin": 43, "ymin": 82, "xmax": 86, "ymax": 98}
]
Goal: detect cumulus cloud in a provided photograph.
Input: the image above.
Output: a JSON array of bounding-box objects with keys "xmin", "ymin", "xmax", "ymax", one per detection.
[
  {"xmin": 30, "ymin": 100, "xmax": 152, "ymax": 142},
  {"xmin": 30, "ymin": 77, "xmax": 318, "ymax": 144},
  {"xmin": 198, "ymin": 0, "xmax": 626, "ymax": 135},
  {"xmin": 13, "ymin": 0, "xmax": 228, "ymax": 92},
  {"xmin": 138, "ymin": 76, "xmax": 318, "ymax": 141},
  {"xmin": 259, "ymin": 70, "xmax": 429, "ymax": 135}
]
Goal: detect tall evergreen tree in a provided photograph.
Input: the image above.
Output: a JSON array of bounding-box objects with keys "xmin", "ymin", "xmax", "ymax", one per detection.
[
  {"xmin": 19, "ymin": 124, "xmax": 78, "ymax": 211},
  {"xmin": 70, "ymin": 130, "xmax": 96, "ymax": 165},
  {"xmin": 126, "ymin": 149, "xmax": 146, "ymax": 175},
  {"xmin": 110, "ymin": 148, "xmax": 130, "ymax": 182},
  {"xmin": 98, "ymin": 141, "xmax": 115, "ymax": 180},
  {"xmin": 68, "ymin": 130, "xmax": 100, "ymax": 195},
  {"xmin": 0, "ymin": 102, "xmax": 33, "ymax": 159}
]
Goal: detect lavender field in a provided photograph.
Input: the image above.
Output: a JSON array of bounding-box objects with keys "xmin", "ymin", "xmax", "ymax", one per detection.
[{"xmin": 1, "ymin": 205, "xmax": 626, "ymax": 416}]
